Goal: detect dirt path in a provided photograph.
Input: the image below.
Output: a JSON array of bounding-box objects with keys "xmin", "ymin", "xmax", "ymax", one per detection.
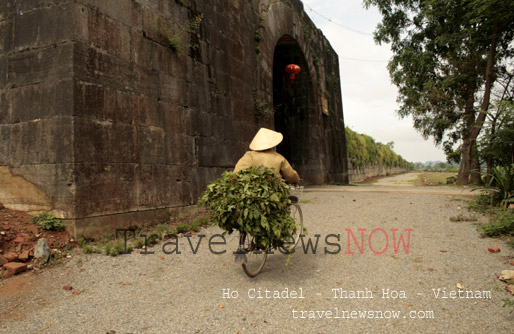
[{"xmin": 1, "ymin": 175, "xmax": 513, "ymax": 333}]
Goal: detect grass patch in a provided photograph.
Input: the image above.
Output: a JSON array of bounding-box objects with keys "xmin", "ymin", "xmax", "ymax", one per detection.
[
  {"xmin": 414, "ymin": 172, "xmax": 457, "ymax": 186},
  {"xmin": 468, "ymin": 192, "xmax": 514, "ymax": 249},
  {"xmin": 450, "ymin": 214, "xmax": 478, "ymax": 222},
  {"xmin": 76, "ymin": 211, "xmax": 211, "ymax": 256},
  {"xmin": 479, "ymin": 210, "xmax": 514, "ymax": 238}
]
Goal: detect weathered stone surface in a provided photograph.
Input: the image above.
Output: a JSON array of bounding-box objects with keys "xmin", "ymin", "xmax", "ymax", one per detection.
[
  {"xmin": 0, "ymin": 1, "xmax": 15, "ymax": 22},
  {"xmin": 8, "ymin": 43, "xmax": 74, "ymax": 88},
  {"xmin": 0, "ymin": 20, "xmax": 13, "ymax": 54},
  {"xmin": 13, "ymin": 4, "xmax": 78, "ymax": 51},
  {"xmin": 8, "ymin": 117, "xmax": 74, "ymax": 164},
  {"xmin": 81, "ymin": 0, "xmax": 142, "ymax": 30},
  {"xmin": 34, "ymin": 238, "xmax": 51, "ymax": 262},
  {"xmin": 6, "ymin": 80, "xmax": 73, "ymax": 126}
]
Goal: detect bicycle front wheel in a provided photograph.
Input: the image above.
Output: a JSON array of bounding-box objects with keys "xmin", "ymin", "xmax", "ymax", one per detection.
[{"xmin": 240, "ymin": 233, "xmax": 268, "ymax": 277}]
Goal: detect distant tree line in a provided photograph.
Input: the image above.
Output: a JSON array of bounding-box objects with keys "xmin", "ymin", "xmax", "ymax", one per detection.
[
  {"xmin": 345, "ymin": 127, "xmax": 413, "ymax": 169},
  {"xmin": 412, "ymin": 161, "xmax": 459, "ymax": 173}
]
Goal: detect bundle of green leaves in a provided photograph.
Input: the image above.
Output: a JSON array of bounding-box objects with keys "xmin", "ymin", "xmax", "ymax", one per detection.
[{"xmin": 199, "ymin": 166, "xmax": 296, "ymax": 249}]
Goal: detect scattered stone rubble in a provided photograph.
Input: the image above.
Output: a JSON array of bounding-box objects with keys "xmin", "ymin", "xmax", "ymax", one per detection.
[{"xmin": 0, "ymin": 204, "xmax": 73, "ymax": 278}]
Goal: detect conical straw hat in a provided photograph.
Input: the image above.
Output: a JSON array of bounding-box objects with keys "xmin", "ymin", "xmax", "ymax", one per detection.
[{"xmin": 249, "ymin": 128, "xmax": 283, "ymax": 151}]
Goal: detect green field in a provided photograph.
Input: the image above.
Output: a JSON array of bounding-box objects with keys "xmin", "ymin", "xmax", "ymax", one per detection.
[{"xmin": 414, "ymin": 172, "xmax": 458, "ymax": 186}]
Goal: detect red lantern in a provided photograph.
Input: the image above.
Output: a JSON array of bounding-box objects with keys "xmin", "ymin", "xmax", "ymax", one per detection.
[{"xmin": 285, "ymin": 64, "xmax": 301, "ymax": 84}]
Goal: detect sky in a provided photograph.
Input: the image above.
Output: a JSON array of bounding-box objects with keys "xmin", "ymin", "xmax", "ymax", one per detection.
[{"xmin": 301, "ymin": 0, "xmax": 447, "ymax": 163}]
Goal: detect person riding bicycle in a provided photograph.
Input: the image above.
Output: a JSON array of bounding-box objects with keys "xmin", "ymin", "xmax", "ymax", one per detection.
[{"xmin": 233, "ymin": 127, "xmax": 300, "ymax": 185}]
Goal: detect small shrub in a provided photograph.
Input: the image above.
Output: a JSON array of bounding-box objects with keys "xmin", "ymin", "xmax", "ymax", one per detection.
[
  {"xmin": 83, "ymin": 244, "xmax": 101, "ymax": 254},
  {"xmin": 468, "ymin": 194, "xmax": 495, "ymax": 214},
  {"xmin": 105, "ymin": 241, "xmax": 131, "ymax": 257},
  {"xmin": 488, "ymin": 165, "xmax": 514, "ymax": 208},
  {"xmin": 134, "ymin": 238, "xmax": 145, "ymax": 249},
  {"xmin": 176, "ymin": 224, "xmax": 190, "ymax": 234},
  {"xmin": 31, "ymin": 211, "xmax": 65, "ymax": 231},
  {"xmin": 145, "ymin": 232, "xmax": 160, "ymax": 246},
  {"xmin": 480, "ymin": 210, "xmax": 514, "ymax": 237}
]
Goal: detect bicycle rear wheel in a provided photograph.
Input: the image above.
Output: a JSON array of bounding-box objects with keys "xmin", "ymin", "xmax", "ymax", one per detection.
[
  {"xmin": 240, "ymin": 233, "xmax": 267, "ymax": 277},
  {"xmin": 280, "ymin": 203, "xmax": 303, "ymax": 253}
]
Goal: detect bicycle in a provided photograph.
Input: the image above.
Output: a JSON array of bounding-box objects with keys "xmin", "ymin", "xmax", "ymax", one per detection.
[{"xmin": 236, "ymin": 184, "xmax": 304, "ymax": 277}]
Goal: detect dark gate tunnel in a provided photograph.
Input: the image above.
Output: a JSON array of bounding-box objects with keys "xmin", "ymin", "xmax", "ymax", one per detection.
[{"xmin": 273, "ymin": 35, "xmax": 316, "ymax": 182}]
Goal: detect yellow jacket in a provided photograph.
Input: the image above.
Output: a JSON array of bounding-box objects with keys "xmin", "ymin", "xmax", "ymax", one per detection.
[{"xmin": 233, "ymin": 150, "xmax": 300, "ymax": 184}]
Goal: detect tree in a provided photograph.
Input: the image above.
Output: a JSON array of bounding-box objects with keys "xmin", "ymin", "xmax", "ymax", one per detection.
[
  {"xmin": 478, "ymin": 67, "xmax": 514, "ymax": 182},
  {"xmin": 364, "ymin": 0, "xmax": 514, "ymax": 184}
]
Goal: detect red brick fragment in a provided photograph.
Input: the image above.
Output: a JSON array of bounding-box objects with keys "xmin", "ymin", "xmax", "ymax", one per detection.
[
  {"xmin": 63, "ymin": 285, "xmax": 73, "ymax": 291},
  {"xmin": 0, "ymin": 255, "xmax": 7, "ymax": 266},
  {"xmin": 488, "ymin": 247, "xmax": 501, "ymax": 253},
  {"xmin": 3, "ymin": 262, "xmax": 27, "ymax": 274},
  {"xmin": 18, "ymin": 250, "xmax": 30, "ymax": 262},
  {"xmin": 5, "ymin": 252, "xmax": 18, "ymax": 262}
]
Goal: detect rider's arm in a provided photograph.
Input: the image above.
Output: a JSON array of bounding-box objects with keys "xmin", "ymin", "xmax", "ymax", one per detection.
[{"xmin": 280, "ymin": 159, "xmax": 300, "ymax": 184}]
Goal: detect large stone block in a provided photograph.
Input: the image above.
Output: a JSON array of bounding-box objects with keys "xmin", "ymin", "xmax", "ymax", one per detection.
[
  {"xmin": 192, "ymin": 166, "xmax": 227, "ymax": 200},
  {"xmin": 72, "ymin": 162, "xmax": 139, "ymax": 217},
  {"xmin": 7, "ymin": 79, "xmax": 73, "ymax": 123},
  {"xmin": 165, "ymin": 132, "xmax": 194, "ymax": 166},
  {"xmin": 160, "ymin": 74, "xmax": 188, "ymax": 106},
  {"xmin": 0, "ymin": 20, "xmax": 13, "ymax": 54},
  {"xmin": 0, "ymin": 124, "xmax": 8, "ymax": 164},
  {"xmin": 196, "ymin": 136, "xmax": 235, "ymax": 168},
  {"xmin": 136, "ymin": 125, "xmax": 166, "ymax": 165},
  {"xmin": 0, "ymin": 54, "xmax": 5, "ymax": 82},
  {"xmin": 8, "ymin": 43, "xmax": 74, "ymax": 88},
  {"xmin": 73, "ymin": 118, "xmax": 137, "ymax": 164},
  {"xmin": 3, "ymin": 163, "xmax": 74, "ymax": 216},
  {"xmin": 8, "ymin": 117, "xmax": 74, "ymax": 165},
  {"xmin": 161, "ymin": 104, "xmax": 188, "ymax": 134},
  {"xmin": 86, "ymin": 6, "xmax": 131, "ymax": 58},
  {"xmin": 0, "ymin": 90, "xmax": 6, "ymax": 125},
  {"xmin": 0, "ymin": 2, "xmax": 13, "ymax": 22},
  {"xmin": 131, "ymin": 93, "xmax": 163, "ymax": 128},
  {"xmin": 73, "ymin": 43, "xmax": 159, "ymax": 99},
  {"xmin": 14, "ymin": 4, "xmax": 78, "ymax": 51},
  {"xmin": 130, "ymin": 32, "xmax": 189, "ymax": 78},
  {"xmin": 73, "ymin": 80, "xmax": 105, "ymax": 119},
  {"xmin": 79, "ymin": 0, "xmax": 142, "ymax": 31},
  {"xmin": 74, "ymin": 82, "xmax": 161, "ymax": 126},
  {"xmin": 15, "ymin": 0, "xmax": 71, "ymax": 12},
  {"xmin": 67, "ymin": 207, "xmax": 173, "ymax": 239},
  {"xmin": 135, "ymin": 164, "xmax": 193, "ymax": 209},
  {"xmin": 188, "ymin": 83, "xmax": 210, "ymax": 111},
  {"xmin": 191, "ymin": 110, "xmax": 237, "ymax": 141}
]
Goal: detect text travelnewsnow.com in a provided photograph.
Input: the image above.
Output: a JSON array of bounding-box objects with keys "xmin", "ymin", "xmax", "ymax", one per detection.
[
  {"xmin": 221, "ymin": 286, "xmax": 492, "ymax": 320},
  {"xmin": 139, "ymin": 228, "xmax": 413, "ymax": 255}
]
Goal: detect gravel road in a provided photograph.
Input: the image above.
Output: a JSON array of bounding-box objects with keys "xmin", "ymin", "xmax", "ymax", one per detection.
[{"xmin": 1, "ymin": 173, "xmax": 513, "ymax": 333}]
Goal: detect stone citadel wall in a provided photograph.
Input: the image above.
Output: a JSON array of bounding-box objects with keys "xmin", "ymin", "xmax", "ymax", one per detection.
[{"xmin": 0, "ymin": 0, "xmax": 348, "ymax": 237}]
